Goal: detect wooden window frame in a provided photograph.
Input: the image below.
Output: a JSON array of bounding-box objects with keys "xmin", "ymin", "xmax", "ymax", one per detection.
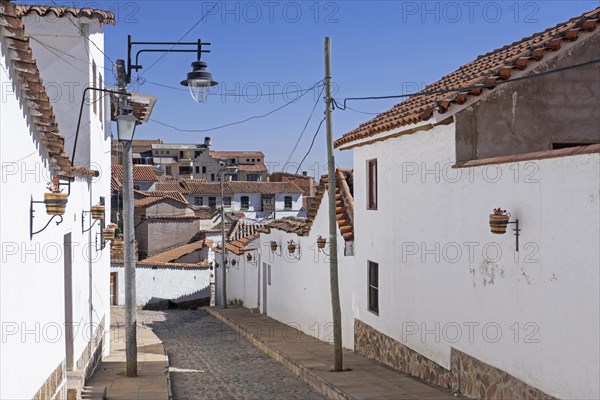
[
  {"xmin": 368, "ymin": 261, "xmax": 379, "ymax": 315},
  {"xmin": 367, "ymin": 159, "xmax": 378, "ymax": 210}
]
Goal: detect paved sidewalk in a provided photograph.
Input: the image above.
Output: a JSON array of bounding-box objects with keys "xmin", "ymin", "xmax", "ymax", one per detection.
[
  {"xmin": 206, "ymin": 307, "xmax": 460, "ymax": 400},
  {"xmin": 83, "ymin": 307, "xmax": 171, "ymax": 400}
]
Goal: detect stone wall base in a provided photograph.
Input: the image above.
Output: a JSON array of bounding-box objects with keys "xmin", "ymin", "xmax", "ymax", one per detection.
[
  {"xmin": 32, "ymin": 360, "xmax": 66, "ymax": 400},
  {"xmin": 354, "ymin": 319, "xmax": 556, "ymax": 399}
]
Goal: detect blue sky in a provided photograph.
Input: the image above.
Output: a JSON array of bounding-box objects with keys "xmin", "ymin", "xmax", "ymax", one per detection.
[{"xmin": 47, "ymin": 1, "xmax": 599, "ymax": 174}]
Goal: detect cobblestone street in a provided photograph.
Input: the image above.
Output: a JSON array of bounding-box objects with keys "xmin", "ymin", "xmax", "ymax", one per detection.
[{"xmin": 138, "ymin": 309, "xmax": 325, "ymax": 400}]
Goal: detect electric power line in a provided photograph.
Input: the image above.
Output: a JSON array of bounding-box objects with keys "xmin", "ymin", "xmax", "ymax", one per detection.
[
  {"xmin": 334, "ymin": 58, "xmax": 600, "ymax": 110},
  {"xmin": 284, "ymin": 85, "xmax": 325, "ymax": 168},
  {"xmin": 136, "ymin": 1, "xmax": 221, "ymax": 79},
  {"xmin": 149, "ymin": 81, "xmax": 323, "ymax": 133},
  {"xmin": 144, "ymin": 79, "xmax": 322, "ymax": 98},
  {"xmin": 49, "ymin": 0, "xmax": 116, "ymax": 66},
  {"xmin": 295, "ymin": 117, "xmax": 326, "ymax": 175}
]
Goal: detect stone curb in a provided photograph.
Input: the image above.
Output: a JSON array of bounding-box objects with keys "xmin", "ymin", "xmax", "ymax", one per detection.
[{"xmin": 205, "ymin": 308, "xmax": 353, "ymax": 400}]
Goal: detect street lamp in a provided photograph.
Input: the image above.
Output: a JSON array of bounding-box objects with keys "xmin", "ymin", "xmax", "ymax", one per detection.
[
  {"xmin": 116, "ymin": 101, "xmax": 138, "ymax": 377},
  {"xmin": 219, "ymin": 162, "xmax": 237, "ymax": 308},
  {"xmin": 181, "ymin": 61, "xmax": 218, "ymax": 103},
  {"xmin": 116, "ymin": 104, "xmax": 137, "ymax": 141},
  {"xmin": 126, "ymin": 35, "xmax": 217, "ymax": 103},
  {"xmin": 114, "ymin": 35, "xmax": 217, "ymax": 376}
]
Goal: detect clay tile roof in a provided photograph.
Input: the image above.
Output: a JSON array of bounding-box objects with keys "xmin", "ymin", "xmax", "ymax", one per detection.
[
  {"xmin": 140, "ymin": 240, "xmax": 207, "ymax": 265},
  {"xmin": 0, "ymin": 1, "xmax": 97, "ymax": 178},
  {"xmin": 265, "ymin": 217, "xmax": 309, "ymax": 236},
  {"xmin": 142, "ymin": 190, "xmax": 189, "ymax": 204},
  {"xmin": 134, "ymin": 196, "xmax": 165, "ymax": 208},
  {"xmin": 154, "ymin": 181, "xmax": 190, "ymax": 193},
  {"xmin": 334, "ymin": 7, "xmax": 600, "ymax": 149},
  {"xmin": 15, "ymin": 4, "xmax": 115, "ymax": 25},
  {"xmin": 227, "ymin": 220, "xmax": 266, "ymax": 241},
  {"xmin": 237, "ymin": 162, "xmax": 268, "ymax": 173},
  {"xmin": 112, "ymin": 165, "xmax": 158, "ymax": 182}
]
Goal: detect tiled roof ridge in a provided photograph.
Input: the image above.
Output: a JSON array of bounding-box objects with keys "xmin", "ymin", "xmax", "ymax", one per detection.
[
  {"xmin": 334, "ymin": 7, "xmax": 600, "ymax": 148},
  {"xmin": 0, "ymin": 1, "xmax": 96, "ymax": 178},
  {"xmin": 263, "ymin": 169, "xmax": 354, "ymax": 241},
  {"xmin": 15, "ymin": 4, "xmax": 115, "ymax": 25},
  {"xmin": 112, "ymin": 165, "xmax": 159, "ymax": 182}
]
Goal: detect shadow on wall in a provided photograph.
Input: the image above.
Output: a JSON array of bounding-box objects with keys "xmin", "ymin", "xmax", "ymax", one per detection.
[{"xmin": 142, "ymin": 285, "xmax": 211, "ymax": 310}]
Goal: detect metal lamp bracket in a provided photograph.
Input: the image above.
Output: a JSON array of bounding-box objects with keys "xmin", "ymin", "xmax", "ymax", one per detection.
[
  {"xmin": 30, "ymin": 197, "xmax": 63, "ymax": 239},
  {"xmin": 508, "ymin": 219, "xmax": 520, "ymax": 252}
]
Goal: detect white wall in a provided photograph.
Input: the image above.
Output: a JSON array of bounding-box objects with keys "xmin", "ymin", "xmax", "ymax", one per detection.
[
  {"xmin": 223, "ymin": 239, "xmax": 261, "ymax": 308},
  {"xmin": 0, "ymin": 16, "xmax": 112, "ymax": 399},
  {"xmin": 111, "ymin": 264, "xmax": 211, "ymax": 306},
  {"xmin": 225, "ymin": 188, "xmax": 357, "ymax": 348},
  {"xmin": 351, "ymin": 122, "xmax": 600, "ymax": 399}
]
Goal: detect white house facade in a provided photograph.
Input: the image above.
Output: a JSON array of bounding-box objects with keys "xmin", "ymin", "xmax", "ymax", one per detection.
[
  {"xmin": 334, "ymin": 11, "xmax": 600, "ymax": 399},
  {"xmin": 0, "ymin": 3, "xmax": 114, "ymax": 399}
]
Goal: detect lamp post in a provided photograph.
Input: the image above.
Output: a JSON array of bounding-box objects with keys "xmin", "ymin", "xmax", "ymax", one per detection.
[
  {"xmin": 114, "ymin": 35, "xmax": 218, "ymax": 377},
  {"xmin": 115, "ymin": 103, "xmax": 138, "ymax": 377},
  {"xmin": 219, "ymin": 162, "xmax": 237, "ymax": 308}
]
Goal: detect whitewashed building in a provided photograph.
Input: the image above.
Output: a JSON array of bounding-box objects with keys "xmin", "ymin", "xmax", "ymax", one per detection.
[
  {"xmin": 156, "ymin": 180, "xmax": 305, "ymax": 220},
  {"xmin": 332, "ymin": 9, "xmax": 600, "ymax": 400},
  {"xmin": 0, "ymin": 3, "xmax": 115, "ymax": 399},
  {"xmin": 224, "ymin": 8, "xmax": 600, "ymax": 400}
]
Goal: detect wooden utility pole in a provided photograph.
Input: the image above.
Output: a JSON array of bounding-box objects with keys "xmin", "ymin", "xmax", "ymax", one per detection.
[{"xmin": 324, "ymin": 37, "xmax": 343, "ymax": 371}]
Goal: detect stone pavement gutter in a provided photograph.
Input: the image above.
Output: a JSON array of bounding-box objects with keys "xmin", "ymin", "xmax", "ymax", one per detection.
[
  {"xmin": 84, "ymin": 307, "xmax": 171, "ymax": 400},
  {"xmin": 206, "ymin": 306, "xmax": 462, "ymax": 400}
]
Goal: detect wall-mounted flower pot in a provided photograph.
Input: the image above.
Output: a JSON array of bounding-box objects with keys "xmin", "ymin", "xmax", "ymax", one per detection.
[
  {"xmin": 232, "ymin": 259, "xmax": 237, "ymax": 266},
  {"xmin": 112, "ymin": 239, "xmax": 124, "ymax": 252},
  {"xmin": 489, "ymin": 214, "xmax": 510, "ymax": 234},
  {"xmin": 270, "ymin": 241, "xmax": 278, "ymax": 252},
  {"xmin": 246, "ymin": 253, "xmax": 253, "ymax": 261},
  {"xmin": 317, "ymin": 236, "xmax": 326, "ymax": 249},
  {"xmin": 44, "ymin": 192, "xmax": 68, "ymax": 216},
  {"xmin": 91, "ymin": 205, "xmax": 105, "ymax": 220},
  {"xmin": 287, "ymin": 243, "xmax": 296, "ymax": 254},
  {"xmin": 102, "ymin": 227, "xmax": 115, "ymax": 241}
]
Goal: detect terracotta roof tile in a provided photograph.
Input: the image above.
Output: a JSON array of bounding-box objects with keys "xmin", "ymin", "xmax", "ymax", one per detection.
[
  {"xmin": 112, "ymin": 165, "xmax": 158, "ymax": 182},
  {"xmin": 142, "ymin": 240, "xmax": 205, "ymax": 264},
  {"xmin": 142, "ymin": 190, "xmax": 189, "ymax": 204},
  {"xmin": 264, "ymin": 169, "xmax": 354, "ymax": 241},
  {"xmin": 334, "ymin": 7, "xmax": 600, "ymax": 149},
  {"xmin": 155, "ymin": 179, "xmax": 303, "ymax": 195},
  {"xmin": 15, "ymin": 4, "xmax": 115, "ymax": 25},
  {"xmin": 0, "ymin": 1, "xmax": 97, "ymax": 178},
  {"xmin": 237, "ymin": 162, "xmax": 268, "ymax": 172},
  {"xmin": 134, "ymin": 196, "xmax": 165, "ymax": 208}
]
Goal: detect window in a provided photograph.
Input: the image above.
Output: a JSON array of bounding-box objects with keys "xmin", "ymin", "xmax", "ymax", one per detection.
[
  {"xmin": 195, "ymin": 166, "xmax": 200, "ymax": 174},
  {"xmin": 284, "ymin": 196, "xmax": 292, "ymax": 210},
  {"xmin": 241, "ymin": 196, "xmax": 249, "ymax": 210},
  {"xmin": 98, "ymin": 74, "xmax": 103, "ymax": 123},
  {"xmin": 210, "ymin": 173, "xmax": 215, "ymax": 181},
  {"xmin": 247, "ymin": 173, "xmax": 260, "ymax": 182},
  {"xmin": 133, "ymin": 185, "xmax": 140, "ymax": 190},
  {"xmin": 165, "ymin": 166, "xmax": 172, "ymax": 175},
  {"xmin": 92, "ymin": 61, "xmax": 97, "ymax": 114},
  {"xmin": 367, "ymin": 159, "xmax": 378, "ymax": 210},
  {"xmin": 208, "ymin": 197, "xmax": 216, "ymax": 208},
  {"xmin": 267, "ymin": 264, "xmax": 271, "ymax": 285},
  {"xmin": 195, "ymin": 151, "xmax": 202, "ymax": 157},
  {"xmin": 195, "ymin": 197, "xmax": 203, "ymax": 206},
  {"xmin": 202, "ymin": 166, "xmax": 207, "ymax": 174},
  {"xmin": 230, "ymin": 174, "xmax": 238, "ymax": 181},
  {"xmin": 223, "ymin": 197, "xmax": 232, "ymax": 207},
  {"xmin": 179, "ymin": 166, "xmax": 193, "ymax": 175},
  {"xmin": 180, "ymin": 151, "xmax": 184, "ymax": 158},
  {"xmin": 368, "ymin": 261, "xmax": 379, "ymax": 314}
]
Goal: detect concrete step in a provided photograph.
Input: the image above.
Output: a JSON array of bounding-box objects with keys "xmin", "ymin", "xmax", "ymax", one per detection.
[{"xmin": 81, "ymin": 385, "xmax": 107, "ymax": 400}]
